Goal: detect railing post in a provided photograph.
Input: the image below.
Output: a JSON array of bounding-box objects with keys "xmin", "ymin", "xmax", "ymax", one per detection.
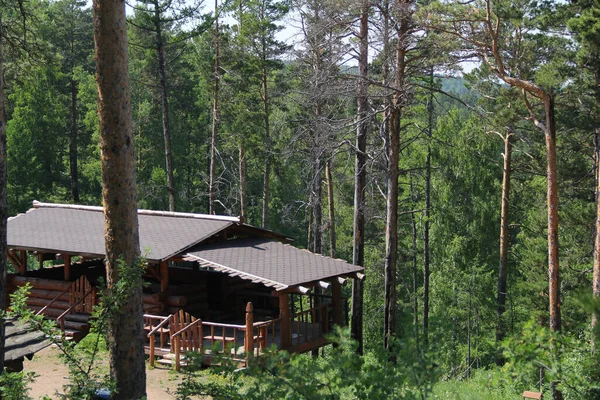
[
  {"xmin": 149, "ymin": 334, "xmax": 155, "ymax": 367},
  {"xmin": 245, "ymin": 302, "xmax": 254, "ymax": 361},
  {"xmin": 174, "ymin": 336, "xmax": 181, "ymax": 371}
]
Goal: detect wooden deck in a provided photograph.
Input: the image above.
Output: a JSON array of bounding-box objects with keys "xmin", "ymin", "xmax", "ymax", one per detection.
[{"xmin": 144, "ymin": 303, "xmax": 332, "ymax": 370}]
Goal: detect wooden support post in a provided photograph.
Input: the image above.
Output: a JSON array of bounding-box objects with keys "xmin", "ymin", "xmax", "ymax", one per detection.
[
  {"xmin": 279, "ymin": 293, "xmax": 291, "ymax": 350},
  {"xmin": 160, "ymin": 261, "xmax": 169, "ymax": 294},
  {"xmin": 332, "ymin": 279, "xmax": 343, "ymax": 327},
  {"xmin": 149, "ymin": 334, "xmax": 155, "ymax": 368},
  {"xmin": 245, "ymin": 302, "xmax": 254, "ymax": 360},
  {"xmin": 64, "ymin": 254, "xmax": 71, "ymax": 281},
  {"xmin": 20, "ymin": 250, "xmax": 27, "ymax": 275},
  {"xmin": 38, "ymin": 253, "xmax": 44, "ymax": 269},
  {"xmin": 174, "ymin": 336, "xmax": 181, "ymax": 371}
]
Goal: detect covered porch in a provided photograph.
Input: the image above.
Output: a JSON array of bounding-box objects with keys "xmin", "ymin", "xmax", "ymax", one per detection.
[{"xmin": 6, "ymin": 202, "xmax": 364, "ymax": 368}]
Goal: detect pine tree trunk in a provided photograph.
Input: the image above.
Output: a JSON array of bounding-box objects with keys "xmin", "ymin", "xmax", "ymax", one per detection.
[
  {"xmin": 154, "ymin": 0, "xmax": 175, "ymax": 211},
  {"xmin": 93, "ymin": 0, "xmax": 146, "ymax": 397},
  {"xmin": 592, "ymin": 72, "xmax": 600, "ymax": 351},
  {"xmin": 312, "ymin": 157, "xmax": 322, "ymax": 255},
  {"xmin": 384, "ymin": 0, "xmax": 410, "ymax": 351},
  {"xmin": 545, "ymin": 93, "xmax": 562, "ymax": 400},
  {"xmin": 261, "ymin": 48, "xmax": 271, "ymax": 228},
  {"xmin": 70, "ymin": 78, "xmax": 80, "ymax": 203},
  {"xmin": 351, "ymin": 0, "xmax": 369, "ymax": 355},
  {"xmin": 423, "ymin": 67, "xmax": 432, "ymax": 347},
  {"xmin": 209, "ymin": 0, "xmax": 220, "ymax": 215},
  {"xmin": 325, "ymin": 158, "xmax": 336, "ymax": 257},
  {"xmin": 239, "ymin": 142, "xmax": 247, "ymax": 223},
  {"xmin": 410, "ymin": 183, "xmax": 419, "ymax": 341},
  {"xmin": 0, "ymin": 17, "xmax": 7, "ymax": 373},
  {"xmin": 545, "ymin": 94, "xmax": 560, "ymax": 335},
  {"xmin": 496, "ymin": 132, "xmax": 512, "ymax": 362}
]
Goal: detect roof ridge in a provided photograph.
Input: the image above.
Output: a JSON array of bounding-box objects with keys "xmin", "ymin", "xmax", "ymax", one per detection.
[{"xmin": 32, "ymin": 200, "xmax": 240, "ymax": 223}]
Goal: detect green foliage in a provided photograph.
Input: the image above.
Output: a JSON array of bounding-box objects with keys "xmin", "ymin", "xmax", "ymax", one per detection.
[
  {"xmin": 0, "ymin": 369, "xmax": 35, "ymax": 400},
  {"xmin": 177, "ymin": 328, "xmax": 439, "ymax": 400},
  {"xmin": 500, "ymin": 319, "xmax": 600, "ymax": 399},
  {"xmin": 8, "ymin": 284, "xmax": 112, "ymax": 399}
]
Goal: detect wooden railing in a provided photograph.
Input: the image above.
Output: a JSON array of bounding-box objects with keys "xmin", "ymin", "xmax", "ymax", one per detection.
[
  {"xmin": 171, "ymin": 318, "xmax": 203, "ymax": 371},
  {"xmin": 146, "ymin": 314, "xmax": 172, "ymax": 367},
  {"xmin": 290, "ymin": 303, "xmax": 328, "ymax": 346},
  {"xmin": 35, "ymin": 285, "xmax": 72, "ymax": 317},
  {"xmin": 251, "ymin": 318, "xmax": 281, "ymax": 352},
  {"xmin": 144, "ymin": 301, "xmax": 331, "ymax": 370},
  {"xmin": 56, "ymin": 288, "xmax": 94, "ymax": 331}
]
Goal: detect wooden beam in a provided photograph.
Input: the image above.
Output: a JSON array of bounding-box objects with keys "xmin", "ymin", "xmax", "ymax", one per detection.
[
  {"xmin": 318, "ymin": 281, "xmax": 331, "ymax": 290},
  {"xmin": 279, "ymin": 293, "xmax": 291, "ymax": 350},
  {"xmin": 64, "ymin": 254, "xmax": 71, "ymax": 281},
  {"xmin": 245, "ymin": 302, "xmax": 254, "ymax": 362},
  {"xmin": 19, "ymin": 250, "xmax": 27, "ymax": 275},
  {"xmin": 331, "ymin": 279, "xmax": 343, "ymax": 327},
  {"xmin": 160, "ymin": 261, "xmax": 169, "ymax": 294},
  {"xmin": 7, "ymin": 250, "xmax": 22, "ymax": 273}
]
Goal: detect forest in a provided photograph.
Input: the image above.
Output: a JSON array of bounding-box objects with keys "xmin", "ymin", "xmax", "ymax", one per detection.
[{"xmin": 0, "ymin": 0, "xmax": 599, "ymax": 398}]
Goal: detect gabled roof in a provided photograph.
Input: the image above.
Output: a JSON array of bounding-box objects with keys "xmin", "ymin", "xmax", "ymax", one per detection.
[
  {"xmin": 8, "ymin": 202, "xmax": 235, "ymax": 262},
  {"xmin": 185, "ymin": 238, "xmax": 363, "ymax": 291}
]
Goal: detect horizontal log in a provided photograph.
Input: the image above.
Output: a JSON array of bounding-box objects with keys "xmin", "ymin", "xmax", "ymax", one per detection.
[
  {"xmin": 28, "ymin": 289, "xmax": 71, "ymax": 302},
  {"xmin": 166, "ymin": 295, "xmax": 187, "ymax": 307},
  {"xmin": 143, "ymin": 293, "xmax": 161, "ymax": 304},
  {"xmin": 168, "ymin": 285, "xmax": 206, "ymax": 296},
  {"xmin": 28, "ymin": 306, "xmax": 65, "ymax": 318},
  {"xmin": 143, "ymin": 302, "xmax": 164, "ymax": 312},
  {"xmin": 143, "ymin": 306, "xmax": 163, "ymax": 315},
  {"xmin": 181, "ymin": 304, "xmax": 208, "ymax": 313},
  {"xmin": 26, "ymin": 297, "xmax": 70, "ymax": 310},
  {"xmin": 185, "ymin": 294, "xmax": 208, "ymax": 304},
  {"xmin": 10, "ymin": 276, "xmax": 72, "ymax": 291}
]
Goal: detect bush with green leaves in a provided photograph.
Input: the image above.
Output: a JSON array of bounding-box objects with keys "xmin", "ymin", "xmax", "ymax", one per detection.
[{"xmin": 176, "ymin": 327, "xmax": 439, "ymax": 400}]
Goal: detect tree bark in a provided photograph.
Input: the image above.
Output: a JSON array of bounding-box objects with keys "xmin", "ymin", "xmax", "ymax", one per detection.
[
  {"xmin": 209, "ymin": 0, "xmax": 220, "ymax": 215},
  {"xmin": 93, "ymin": 0, "xmax": 146, "ymax": 397},
  {"xmin": 423, "ymin": 66, "xmax": 433, "ymax": 347},
  {"xmin": 351, "ymin": 0, "xmax": 369, "ymax": 355},
  {"xmin": 410, "ymin": 178, "xmax": 419, "ymax": 342},
  {"xmin": 261, "ymin": 57, "xmax": 271, "ymax": 228},
  {"xmin": 311, "ymin": 156, "xmax": 322, "ymax": 255},
  {"xmin": 239, "ymin": 142, "xmax": 247, "ymax": 223},
  {"xmin": 384, "ymin": 0, "xmax": 410, "ymax": 351},
  {"xmin": 544, "ymin": 94, "xmax": 560, "ymax": 334},
  {"xmin": 70, "ymin": 78, "xmax": 80, "ymax": 203},
  {"xmin": 325, "ymin": 158, "xmax": 336, "ymax": 257},
  {"xmin": 592, "ymin": 72, "xmax": 600, "ymax": 351},
  {"xmin": 154, "ymin": 0, "xmax": 175, "ymax": 211},
  {"xmin": 496, "ymin": 132, "xmax": 512, "ymax": 361},
  {"xmin": 0, "ymin": 16, "xmax": 7, "ymax": 373}
]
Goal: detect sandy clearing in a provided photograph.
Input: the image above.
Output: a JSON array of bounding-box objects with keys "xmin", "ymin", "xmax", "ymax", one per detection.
[{"xmin": 23, "ymin": 346, "xmax": 185, "ymax": 400}]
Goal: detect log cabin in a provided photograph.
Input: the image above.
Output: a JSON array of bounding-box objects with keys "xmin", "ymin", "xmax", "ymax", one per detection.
[{"xmin": 6, "ymin": 201, "xmax": 364, "ymax": 369}]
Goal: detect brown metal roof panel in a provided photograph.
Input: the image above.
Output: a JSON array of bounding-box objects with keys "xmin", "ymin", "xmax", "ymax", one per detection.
[{"xmin": 185, "ymin": 238, "xmax": 364, "ymax": 289}]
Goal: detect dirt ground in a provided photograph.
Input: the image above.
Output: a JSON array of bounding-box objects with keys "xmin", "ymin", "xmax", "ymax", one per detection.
[{"xmin": 23, "ymin": 345, "xmax": 185, "ymax": 400}]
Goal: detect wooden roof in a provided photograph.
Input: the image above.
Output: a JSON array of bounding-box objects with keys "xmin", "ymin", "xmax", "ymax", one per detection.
[{"xmin": 185, "ymin": 238, "xmax": 364, "ymax": 291}]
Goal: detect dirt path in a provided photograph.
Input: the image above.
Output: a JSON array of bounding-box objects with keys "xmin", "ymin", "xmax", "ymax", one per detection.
[{"xmin": 24, "ymin": 346, "xmax": 185, "ymax": 399}]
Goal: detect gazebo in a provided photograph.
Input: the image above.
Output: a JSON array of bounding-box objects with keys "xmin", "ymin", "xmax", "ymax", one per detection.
[{"xmin": 6, "ymin": 201, "xmax": 364, "ymax": 368}]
